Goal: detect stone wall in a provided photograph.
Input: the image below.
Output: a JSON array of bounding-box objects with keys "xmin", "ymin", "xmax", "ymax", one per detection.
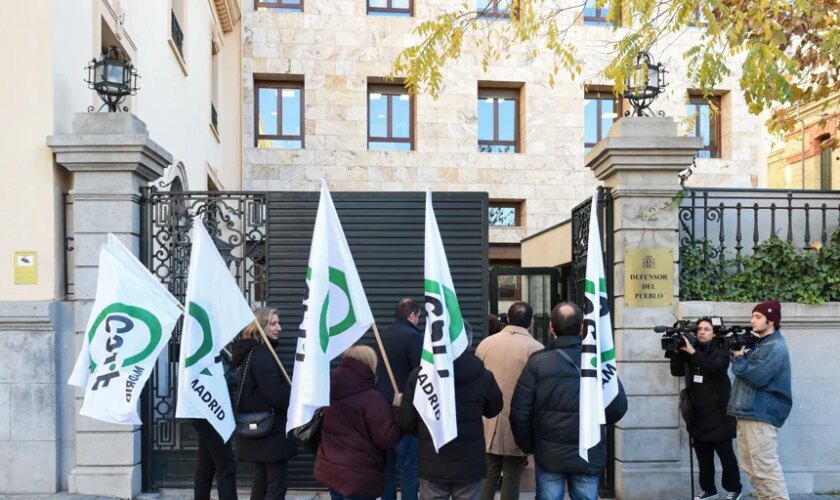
[
  {"xmin": 240, "ymin": 2, "xmax": 767, "ymax": 244},
  {"xmin": 0, "ymin": 301, "xmax": 73, "ymax": 493}
]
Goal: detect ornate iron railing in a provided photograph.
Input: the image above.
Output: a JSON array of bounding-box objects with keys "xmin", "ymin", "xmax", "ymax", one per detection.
[
  {"xmin": 679, "ymin": 188, "xmax": 840, "ymax": 271},
  {"xmin": 140, "ymin": 188, "xmax": 267, "ymax": 489},
  {"xmin": 571, "ymin": 187, "xmax": 613, "ymax": 307}
]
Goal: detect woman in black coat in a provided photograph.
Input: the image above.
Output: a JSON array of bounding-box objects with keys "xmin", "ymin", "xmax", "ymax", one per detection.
[
  {"xmin": 669, "ymin": 318, "xmax": 742, "ymax": 500},
  {"xmin": 231, "ymin": 307, "xmax": 298, "ymax": 500}
]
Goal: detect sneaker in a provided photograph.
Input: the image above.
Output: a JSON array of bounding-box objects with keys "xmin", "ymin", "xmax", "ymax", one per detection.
[
  {"xmin": 694, "ymin": 492, "xmax": 717, "ymax": 500},
  {"xmin": 724, "ymin": 491, "xmax": 742, "ymax": 500}
]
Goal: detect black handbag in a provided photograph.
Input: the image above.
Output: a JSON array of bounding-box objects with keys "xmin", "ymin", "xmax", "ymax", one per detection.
[
  {"xmin": 679, "ymin": 388, "xmax": 694, "ymax": 426},
  {"xmin": 292, "ymin": 408, "xmax": 324, "ymax": 453},
  {"xmin": 234, "ymin": 346, "xmax": 275, "ymax": 438}
]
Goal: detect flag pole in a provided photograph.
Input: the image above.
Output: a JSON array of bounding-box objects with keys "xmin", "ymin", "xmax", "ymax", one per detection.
[
  {"xmin": 253, "ymin": 322, "xmax": 293, "ymax": 385},
  {"xmin": 371, "ymin": 323, "xmax": 399, "ymax": 395}
]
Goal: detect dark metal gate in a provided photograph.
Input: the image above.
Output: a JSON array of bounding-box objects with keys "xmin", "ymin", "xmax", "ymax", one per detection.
[
  {"xmin": 140, "ymin": 189, "xmax": 489, "ymax": 491},
  {"xmin": 569, "ymin": 186, "xmax": 616, "ymax": 497}
]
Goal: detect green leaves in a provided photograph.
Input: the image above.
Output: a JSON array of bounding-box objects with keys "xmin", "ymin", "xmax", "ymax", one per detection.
[
  {"xmin": 680, "ymin": 234, "xmax": 840, "ymax": 304},
  {"xmin": 391, "ymin": 0, "xmax": 840, "ymax": 132}
]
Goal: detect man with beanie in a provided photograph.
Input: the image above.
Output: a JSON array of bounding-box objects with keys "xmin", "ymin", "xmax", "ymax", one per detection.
[{"xmin": 728, "ymin": 300, "xmax": 792, "ymax": 499}]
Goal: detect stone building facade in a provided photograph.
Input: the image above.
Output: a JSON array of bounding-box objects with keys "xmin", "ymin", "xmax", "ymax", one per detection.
[{"xmin": 241, "ymin": 0, "xmax": 769, "ymax": 258}]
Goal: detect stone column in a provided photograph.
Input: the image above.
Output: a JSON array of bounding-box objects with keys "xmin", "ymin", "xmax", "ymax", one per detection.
[
  {"xmin": 48, "ymin": 113, "xmax": 171, "ymax": 498},
  {"xmin": 585, "ymin": 117, "xmax": 701, "ymax": 499}
]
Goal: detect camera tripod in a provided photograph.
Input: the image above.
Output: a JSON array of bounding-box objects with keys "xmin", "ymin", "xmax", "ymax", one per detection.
[{"xmin": 684, "ymin": 360, "xmax": 696, "ymax": 500}]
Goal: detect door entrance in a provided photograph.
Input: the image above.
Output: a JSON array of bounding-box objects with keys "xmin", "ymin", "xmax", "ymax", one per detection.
[{"xmin": 489, "ymin": 267, "xmax": 559, "ymax": 346}]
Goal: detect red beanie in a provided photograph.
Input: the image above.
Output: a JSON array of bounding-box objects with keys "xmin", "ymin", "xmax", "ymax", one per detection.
[{"xmin": 753, "ymin": 300, "xmax": 781, "ymax": 327}]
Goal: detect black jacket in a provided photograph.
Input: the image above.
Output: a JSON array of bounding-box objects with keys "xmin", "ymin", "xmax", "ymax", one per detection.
[
  {"xmin": 509, "ymin": 336, "xmax": 628, "ymax": 476},
  {"xmin": 400, "ymin": 351, "xmax": 503, "ymax": 483},
  {"xmin": 376, "ymin": 318, "xmax": 423, "ymax": 401},
  {"xmin": 231, "ymin": 338, "xmax": 298, "ymax": 463},
  {"xmin": 669, "ymin": 343, "xmax": 736, "ymax": 442}
]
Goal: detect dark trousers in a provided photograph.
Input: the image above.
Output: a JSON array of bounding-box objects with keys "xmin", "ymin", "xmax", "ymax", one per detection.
[
  {"xmin": 329, "ymin": 490, "xmax": 377, "ymax": 500},
  {"xmin": 192, "ymin": 420, "xmax": 237, "ymax": 500},
  {"xmin": 694, "ymin": 439, "xmax": 742, "ymax": 494},
  {"xmin": 480, "ymin": 454, "xmax": 528, "ymax": 500},
  {"xmin": 251, "ymin": 461, "xmax": 288, "ymax": 500},
  {"xmin": 382, "ymin": 434, "xmax": 419, "ymax": 500}
]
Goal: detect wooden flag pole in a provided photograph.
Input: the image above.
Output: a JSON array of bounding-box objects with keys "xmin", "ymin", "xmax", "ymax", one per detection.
[
  {"xmin": 254, "ymin": 322, "xmax": 293, "ymax": 385},
  {"xmin": 371, "ymin": 323, "xmax": 399, "ymax": 395}
]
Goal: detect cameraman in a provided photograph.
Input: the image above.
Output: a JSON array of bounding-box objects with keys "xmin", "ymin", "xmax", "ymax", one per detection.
[
  {"xmin": 668, "ymin": 318, "xmax": 742, "ymax": 500},
  {"xmin": 728, "ymin": 301, "xmax": 792, "ymax": 499}
]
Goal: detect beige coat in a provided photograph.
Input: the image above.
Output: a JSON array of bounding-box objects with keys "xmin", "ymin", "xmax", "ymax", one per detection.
[{"xmin": 475, "ymin": 325, "xmax": 543, "ymax": 456}]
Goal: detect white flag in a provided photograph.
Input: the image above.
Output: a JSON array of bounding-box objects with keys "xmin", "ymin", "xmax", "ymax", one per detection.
[
  {"xmin": 414, "ymin": 188, "xmax": 470, "ymax": 452},
  {"xmin": 579, "ymin": 190, "xmax": 619, "ymax": 461},
  {"xmin": 176, "ymin": 222, "xmax": 255, "ymax": 442},
  {"xmin": 287, "ymin": 181, "xmax": 374, "ymax": 432},
  {"xmin": 68, "ymin": 234, "xmax": 182, "ymax": 425}
]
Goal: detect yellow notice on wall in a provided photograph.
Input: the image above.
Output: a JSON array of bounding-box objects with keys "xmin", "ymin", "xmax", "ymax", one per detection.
[
  {"xmin": 624, "ymin": 248, "xmax": 673, "ymax": 307},
  {"xmin": 14, "ymin": 251, "xmax": 38, "ymax": 285}
]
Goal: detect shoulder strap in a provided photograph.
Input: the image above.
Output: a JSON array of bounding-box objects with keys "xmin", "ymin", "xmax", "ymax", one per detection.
[
  {"xmin": 556, "ymin": 348, "xmax": 581, "ymax": 374},
  {"xmin": 234, "ymin": 345, "xmax": 258, "ymax": 412}
]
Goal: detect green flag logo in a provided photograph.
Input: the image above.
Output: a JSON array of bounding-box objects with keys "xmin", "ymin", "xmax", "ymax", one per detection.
[
  {"xmin": 86, "ymin": 302, "xmax": 161, "ymax": 391},
  {"xmin": 421, "ymin": 279, "xmax": 464, "ymax": 363},
  {"xmin": 308, "ymin": 267, "xmax": 358, "ymax": 353}
]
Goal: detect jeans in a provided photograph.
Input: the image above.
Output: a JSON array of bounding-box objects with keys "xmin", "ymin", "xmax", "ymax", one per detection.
[
  {"xmin": 480, "ymin": 454, "xmax": 528, "ymax": 500},
  {"xmin": 694, "ymin": 439, "xmax": 742, "ymax": 494},
  {"xmin": 329, "ymin": 490, "xmax": 376, "ymax": 500},
  {"xmin": 382, "ymin": 434, "xmax": 419, "ymax": 500},
  {"xmin": 192, "ymin": 420, "xmax": 237, "ymax": 500},
  {"xmin": 419, "ymin": 478, "xmax": 483, "ymax": 500},
  {"xmin": 535, "ymin": 465, "xmax": 600, "ymax": 500},
  {"xmin": 251, "ymin": 461, "xmax": 288, "ymax": 500}
]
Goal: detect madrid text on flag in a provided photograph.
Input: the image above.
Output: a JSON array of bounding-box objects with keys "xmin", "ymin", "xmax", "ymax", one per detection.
[
  {"xmin": 413, "ymin": 187, "xmax": 470, "ymax": 452},
  {"xmin": 176, "ymin": 221, "xmax": 255, "ymax": 442}
]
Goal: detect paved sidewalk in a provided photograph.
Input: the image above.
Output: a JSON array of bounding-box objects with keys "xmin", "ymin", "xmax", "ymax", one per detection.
[{"xmin": 2, "ymin": 491, "xmax": 839, "ymax": 500}]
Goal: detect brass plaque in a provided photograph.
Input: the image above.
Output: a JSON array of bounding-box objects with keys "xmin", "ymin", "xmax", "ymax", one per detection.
[
  {"xmin": 14, "ymin": 251, "xmax": 37, "ymax": 285},
  {"xmin": 624, "ymin": 248, "xmax": 673, "ymax": 307}
]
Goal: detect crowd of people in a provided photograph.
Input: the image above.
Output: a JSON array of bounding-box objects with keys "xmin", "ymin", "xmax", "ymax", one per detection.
[{"xmin": 190, "ymin": 298, "xmax": 792, "ymax": 500}]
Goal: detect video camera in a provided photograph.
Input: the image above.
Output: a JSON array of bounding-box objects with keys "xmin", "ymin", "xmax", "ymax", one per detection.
[
  {"xmin": 656, "ymin": 317, "xmax": 759, "ymax": 353},
  {"xmin": 710, "ymin": 319, "xmax": 759, "ymax": 351},
  {"xmin": 655, "ymin": 320, "xmax": 698, "ymax": 352}
]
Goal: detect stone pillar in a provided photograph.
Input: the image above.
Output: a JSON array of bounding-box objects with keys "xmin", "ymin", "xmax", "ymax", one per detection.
[
  {"xmin": 48, "ymin": 113, "xmax": 172, "ymax": 498},
  {"xmin": 585, "ymin": 117, "xmax": 701, "ymax": 499}
]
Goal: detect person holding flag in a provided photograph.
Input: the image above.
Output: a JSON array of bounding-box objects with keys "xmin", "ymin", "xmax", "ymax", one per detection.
[
  {"xmin": 510, "ymin": 190, "xmax": 627, "ymax": 500},
  {"xmin": 399, "ymin": 188, "xmax": 503, "ymax": 500},
  {"xmin": 175, "ymin": 220, "xmax": 258, "ymax": 500},
  {"xmin": 231, "ymin": 308, "xmax": 298, "ymax": 500}
]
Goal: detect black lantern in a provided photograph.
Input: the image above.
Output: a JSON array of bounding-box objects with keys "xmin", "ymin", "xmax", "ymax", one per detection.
[
  {"xmin": 623, "ymin": 51, "xmax": 667, "ymax": 117},
  {"xmin": 84, "ymin": 46, "xmax": 140, "ymax": 112}
]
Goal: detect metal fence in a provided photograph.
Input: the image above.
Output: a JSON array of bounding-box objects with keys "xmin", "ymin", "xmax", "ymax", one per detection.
[{"xmin": 679, "ymin": 188, "xmax": 840, "ymax": 270}]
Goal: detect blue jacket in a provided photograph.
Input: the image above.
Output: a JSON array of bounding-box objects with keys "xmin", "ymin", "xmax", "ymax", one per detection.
[{"xmin": 727, "ymin": 330, "xmax": 792, "ymax": 428}]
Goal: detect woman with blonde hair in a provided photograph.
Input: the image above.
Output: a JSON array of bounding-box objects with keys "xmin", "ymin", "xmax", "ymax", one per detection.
[
  {"xmin": 315, "ymin": 345, "xmax": 403, "ymax": 500},
  {"xmin": 231, "ymin": 307, "xmax": 297, "ymax": 500}
]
